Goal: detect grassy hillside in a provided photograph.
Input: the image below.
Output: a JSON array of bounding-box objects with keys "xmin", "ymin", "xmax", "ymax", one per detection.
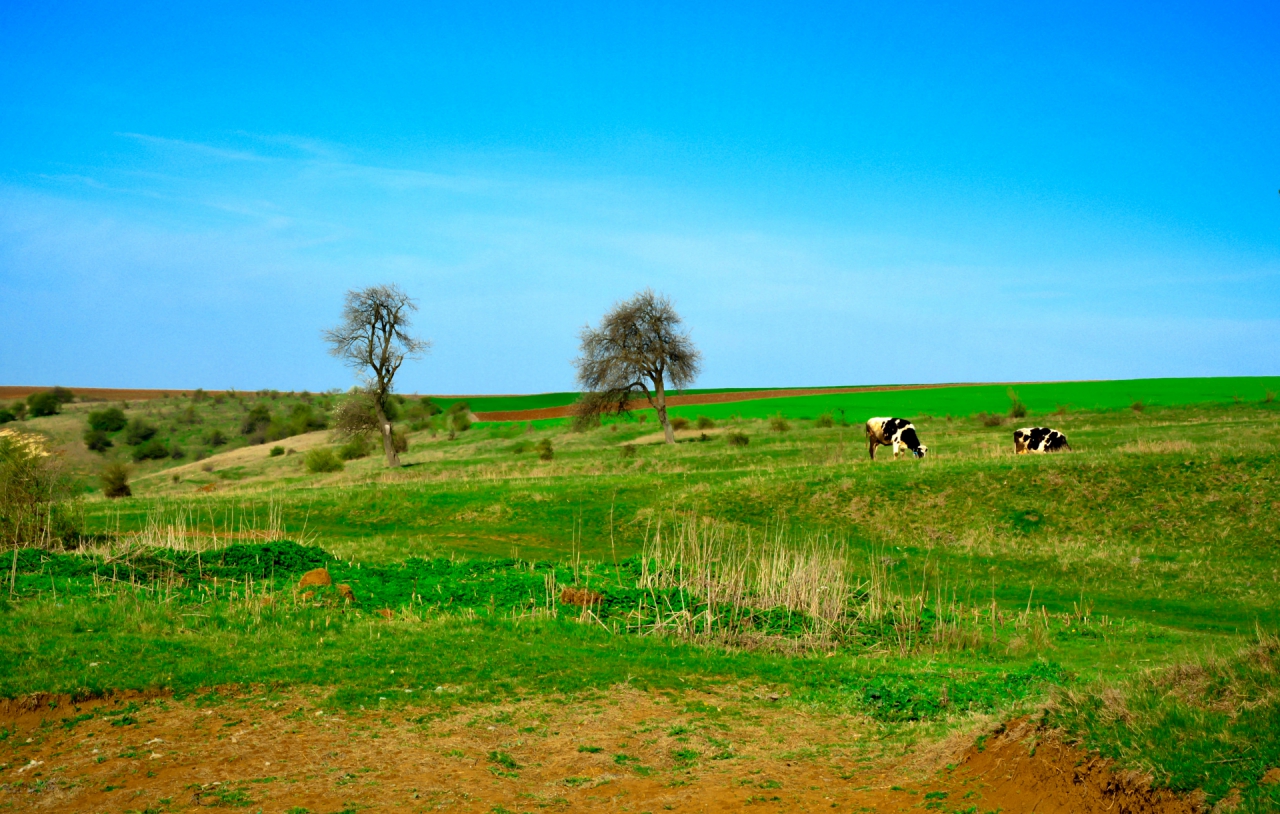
[{"xmin": 3, "ymin": 378, "xmax": 1280, "ymax": 810}]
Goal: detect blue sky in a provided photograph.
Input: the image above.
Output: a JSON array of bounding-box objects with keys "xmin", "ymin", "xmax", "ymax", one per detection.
[{"xmin": 1, "ymin": 2, "xmax": 1277, "ymax": 393}]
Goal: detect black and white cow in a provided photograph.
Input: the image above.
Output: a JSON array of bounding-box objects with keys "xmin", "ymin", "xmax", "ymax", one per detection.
[
  {"xmin": 1013, "ymin": 427, "xmax": 1070, "ymax": 454},
  {"xmin": 865, "ymin": 417, "xmax": 928, "ymax": 460}
]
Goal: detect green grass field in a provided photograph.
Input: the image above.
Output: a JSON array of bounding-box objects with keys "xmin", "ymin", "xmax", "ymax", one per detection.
[{"xmin": 3, "ymin": 377, "xmax": 1280, "ymax": 811}]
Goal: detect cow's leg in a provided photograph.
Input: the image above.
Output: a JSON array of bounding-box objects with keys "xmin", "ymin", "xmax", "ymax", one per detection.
[
  {"xmin": 868, "ymin": 439, "xmax": 877, "ymax": 460},
  {"xmin": 892, "ymin": 441, "xmax": 902, "ymax": 459}
]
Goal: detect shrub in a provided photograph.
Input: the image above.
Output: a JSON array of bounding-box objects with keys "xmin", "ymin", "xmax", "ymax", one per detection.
[
  {"xmin": 1132, "ymin": 400, "xmax": 1145, "ymax": 413},
  {"xmin": 241, "ymin": 403, "xmax": 272, "ymax": 436},
  {"xmin": 671, "ymin": 416, "xmax": 691, "ymax": 431},
  {"xmin": 511, "ymin": 440, "xmax": 529, "ymax": 454},
  {"xmin": 131, "ymin": 438, "xmax": 170, "ymax": 461},
  {"xmin": 177, "ymin": 404, "xmax": 201, "ymax": 425},
  {"xmin": 206, "ymin": 429, "xmax": 228, "ymax": 447},
  {"xmin": 49, "ymin": 387, "xmax": 75, "ymax": 404},
  {"xmin": 536, "ymin": 439, "xmax": 554, "ymax": 461},
  {"xmin": 978, "ymin": 412, "xmax": 1004, "ymax": 427},
  {"xmin": 124, "ymin": 419, "xmax": 159, "ymax": 445},
  {"xmin": 1009, "ymin": 401, "xmax": 1027, "ymax": 419},
  {"xmin": 192, "ymin": 388, "xmax": 208, "ymax": 402},
  {"xmin": 620, "ymin": 443, "xmax": 637, "ymax": 459},
  {"xmin": 1264, "ymin": 391, "xmax": 1276, "ymax": 404},
  {"xmin": 83, "ymin": 428, "xmax": 113, "ymax": 453},
  {"xmin": 768, "ymin": 414, "xmax": 790, "ymax": 432},
  {"xmin": 1, "ymin": 429, "xmax": 78, "ymax": 546},
  {"xmin": 727, "ymin": 431, "xmax": 749, "ymax": 447},
  {"xmin": 26, "ymin": 391, "xmax": 61, "ymax": 417},
  {"xmin": 101, "ymin": 462, "xmax": 132, "ymax": 498},
  {"xmin": 270, "ymin": 446, "xmax": 285, "ymax": 457},
  {"xmin": 391, "ymin": 427, "xmax": 409, "ymax": 453},
  {"xmin": 0, "ymin": 407, "xmax": 15, "ymax": 425},
  {"xmin": 87, "ymin": 407, "xmax": 128, "ymax": 432},
  {"xmin": 696, "ymin": 415, "xmax": 715, "ymax": 429},
  {"xmin": 305, "ymin": 448, "xmax": 344, "ymax": 473},
  {"xmin": 338, "ymin": 435, "xmax": 372, "ymax": 460},
  {"xmin": 814, "ymin": 413, "xmax": 835, "ymax": 428},
  {"xmin": 170, "ymin": 445, "xmax": 185, "ymax": 459}
]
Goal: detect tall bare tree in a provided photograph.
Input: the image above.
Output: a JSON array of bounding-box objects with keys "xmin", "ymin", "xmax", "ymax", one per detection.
[
  {"xmin": 574, "ymin": 289, "xmax": 701, "ymax": 444},
  {"xmin": 323, "ymin": 284, "xmax": 429, "ymax": 467}
]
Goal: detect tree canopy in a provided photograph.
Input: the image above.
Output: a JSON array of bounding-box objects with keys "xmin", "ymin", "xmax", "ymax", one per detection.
[{"xmin": 574, "ymin": 289, "xmax": 701, "ymax": 444}]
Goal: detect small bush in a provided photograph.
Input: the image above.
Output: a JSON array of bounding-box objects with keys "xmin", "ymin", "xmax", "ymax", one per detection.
[
  {"xmin": 671, "ymin": 416, "xmax": 691, "ymax": 431},
  {"xmin": 814, "ymin": 413, "xmax": 835, "ymax": 428},
  {"xmin": 83, "ymin": 429, "xmax": 113, "ymax": 453},
  {"xmin": 1131, "ymin": 400, "xmax": 1145, "ymax": 413},
  {"xmin": 49, "ymin": 387, "xmax": 75, "ymax": 404},
  {"xmin": 620, "ymin": 443, "xmax": 637, "ymax": 459},
  {"xmin": 339, "ymin": 436, "xmax": 371, "ymax": 460},
  {"xmin": 269, "ymin": 446, "xmax": 285, "ymax": 457},
  {"xmin": 124, "ymin": 419, "xmax": 159, "ymax": 445},
  {"xmin": 192, "ymin": 388, "xmax": 208, "ymax": 402},
  {"xmin": 511, "ymin": 440, "xmax": 529, "ymax": 454},
  {"xmin": 536, "ymin": 439, "xmax": 554, "ymax": 461},
  {"xmin": 1007, "ymin": 388, "xmax": 1027, "ymax": 419},
  {"xmin": 26, "ymin": 391, "xmax": 61, "ymax": 417},
  {"xmin": 87, "ymin": 407, "xmax": 128, "ymax": 432},
  {"xmin": 1264, "ymin": 391, "xmax": 1276, "ymax": 404},
  {"xmin": 206, "ymin": 429, "xmax": 228, "ymax": 447},
  {"xmin": 392, "ymin": 427, "xmax": 409, "ymax": 454},
  {"xmin": 727, "ymin": 431, "xmax": 749, "ymax": 447},
  {"xmin": 100, "ymin": 462, "xmax": 131, "ymax": 498},
  {"xmin": 1, "ymin": 429, "xmax": 79, "ymax": 545},
  {"xmin": 768, "ymin": 414, "xmax": 790, "ymax": 432},
  {"xmin": 170, "ymin": 444, "xmax": 185, "ymax": 459},
  {"xmin": 304, "ymin": 448, "xmax": 344, "ymax": 473},
  {"xmin": 241, "ymin": 403, "xmax": 272, "ymax": 436},
  {"xmin": 696, "ymin": 415, "xmax": 715, "ymax": 430},
  {"xmin": 131, "ymin": 438, "xmax": 170, "ymax": 461},
  {"xmin": 978, "ymin": 412, "xmax": 1004, "ymax": 427}
]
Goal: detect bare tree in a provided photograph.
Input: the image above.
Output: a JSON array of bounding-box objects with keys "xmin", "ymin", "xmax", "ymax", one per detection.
[
  {"xmin": 574, "ymin": 289, "xmax": 701, "ymax": 444},
  {"xmin": 323, "ymin": 284, "xmax": 429, "ymax": 467}
]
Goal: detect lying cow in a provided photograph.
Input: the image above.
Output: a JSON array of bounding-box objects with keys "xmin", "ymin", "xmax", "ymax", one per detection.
[
  {"xmin": 1013, "ymin": 427, "xmax": 1070, "ymax": 454},
  {"xmin": 865, "ymin": 417, "xmax": 928, "ymax": 460}
]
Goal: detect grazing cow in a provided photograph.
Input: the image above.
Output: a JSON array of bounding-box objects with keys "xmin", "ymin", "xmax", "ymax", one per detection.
[
  {"xmin": 865, "ymin": 417, "xmax": 928, "ymax": 460},
  {"xmin": 1013, "ymin": 427, "xmax": 1070, "ymax": 454}
]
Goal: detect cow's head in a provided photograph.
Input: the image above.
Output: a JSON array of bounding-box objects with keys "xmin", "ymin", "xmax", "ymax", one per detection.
[{"xmin": 913, "ymin": 445, "xmax": 929, "ymax": 459}]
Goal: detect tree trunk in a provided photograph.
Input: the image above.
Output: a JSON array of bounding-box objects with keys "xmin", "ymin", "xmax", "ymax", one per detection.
[
  {"xmin": 374, "ymin": 401, "xmax": 400, "ymax": 467},
  {"xmin": 653, "ymin": 378, "xmax": 675, "ymax": 444}
]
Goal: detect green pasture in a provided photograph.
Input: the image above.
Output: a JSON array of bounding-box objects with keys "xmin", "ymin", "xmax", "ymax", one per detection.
[{"xmin": 4, "ymin": 377, "xmax": 1280, "ymax": 809}]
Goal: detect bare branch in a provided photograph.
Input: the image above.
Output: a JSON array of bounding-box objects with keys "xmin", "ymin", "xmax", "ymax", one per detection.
[
  {"xmin": 573, "ymin": 289, "xmax": 701, "ymax": 443},
  {"xmin": 323, "ymin": 284, "xmax": 429, "ymax": 466}
]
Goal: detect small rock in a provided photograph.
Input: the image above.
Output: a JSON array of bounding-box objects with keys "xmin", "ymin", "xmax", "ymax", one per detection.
[
  {"xmin": 298, "ymin": 568, "xmax": 332, "ymax": 589},
  {"xmin": 336, "ymin": 583, "xmax": 355, "ymax": 602},
  {"xmin": 1262, "ymin": 767, "xmax": 1280, "ymax": 785}
]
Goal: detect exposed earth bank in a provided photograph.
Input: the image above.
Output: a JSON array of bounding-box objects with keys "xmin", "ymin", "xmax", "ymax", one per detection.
[{"xmin": 0, "ymin": 690, "xmax": 1193, "ymax": 813}]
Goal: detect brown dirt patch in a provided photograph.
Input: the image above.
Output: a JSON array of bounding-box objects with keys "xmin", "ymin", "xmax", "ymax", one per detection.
[
  {"xmin": 0, "ymin": 387, "xmax": 221, "ymax": 402},
  {"xmin": 0, "ymin": 691, "xmax": 1193, "ymax": 813}
]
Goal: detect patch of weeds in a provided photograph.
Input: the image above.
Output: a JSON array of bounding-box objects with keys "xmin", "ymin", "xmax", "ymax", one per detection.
[
  {"xmin": 577, "ymin": 745, "xmax": 602, "ymax": 753},
  {"xmin": 672, "ymin": 748, "xmax": 699, "ymax": 765},
  {"xmin": 758, "ymin": 779, "xmax": 782, "ymax": 789}
]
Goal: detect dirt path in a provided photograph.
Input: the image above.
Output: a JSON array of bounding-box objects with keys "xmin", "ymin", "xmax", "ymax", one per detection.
[{"xmin": 0, "ymin": 690, "xmax": 1192, "ymax": 813}]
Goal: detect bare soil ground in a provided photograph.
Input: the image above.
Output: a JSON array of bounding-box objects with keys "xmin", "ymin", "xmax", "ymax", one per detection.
[{"xmin": 0, "ymin": 689, "xmax": 1193, "ymax": 814}]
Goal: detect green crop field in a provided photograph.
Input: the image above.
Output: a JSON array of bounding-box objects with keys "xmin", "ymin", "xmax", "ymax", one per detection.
[{"xmin": 2, "ymin": 377, "xmax": 1279, "ymax": 812}]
